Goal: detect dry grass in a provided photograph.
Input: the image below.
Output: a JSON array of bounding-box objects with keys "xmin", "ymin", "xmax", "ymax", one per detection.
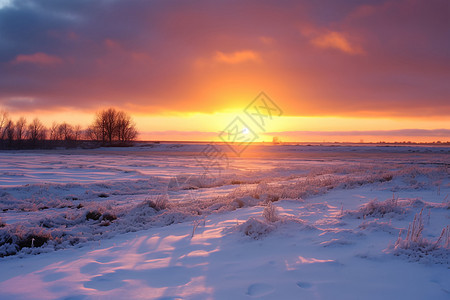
[{"xmin": 390, "ymin": 208, "xmax": 450, "ymax": 263}]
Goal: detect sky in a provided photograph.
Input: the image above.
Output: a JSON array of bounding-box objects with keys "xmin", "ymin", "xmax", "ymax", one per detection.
[{"xmin": 0, "ymin": 0, "xmax": 449, "ymax": 142}]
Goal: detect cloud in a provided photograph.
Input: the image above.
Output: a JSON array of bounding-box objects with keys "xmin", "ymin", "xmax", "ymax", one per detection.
[
  {"xmin": 215, "ymin": 50, "xmax": 261, "ymax": 64},
  {"xmin": 268, "ymin": 129, "xmax": 450, "ymax": 137},
  {"xmin": 310, "ymin": 31, "xmax": 364, "ymax": 55},
  {"xmin": 0, "ymin": 0, "xmax": 448, "ymax": 120},
  {"xmin": 12, "ymin": 52, "xmax": 62, "ymax": 65}
]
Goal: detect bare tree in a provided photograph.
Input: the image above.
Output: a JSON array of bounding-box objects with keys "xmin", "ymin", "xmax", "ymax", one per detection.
[
  {"xmin": 0, "ymin": 110, "xmax": 9, "ymax": 140},
  {"xmin": 27, "ymin": 118, "xmax": 46, "ymax": 146},
  {"xmin": 58, "ymin": 122, "xmax": 74, "ymax": 141},
  {"xmin": 104, "ymin": 108, "xmax": 118, "ymax": 144},
  {"xmin": 116, "ymin": 111, "xmax": 138, "ymax": 143},
  {"xmin": 73, "ymin": 125, "xmax": 82, "ymax": 141},
  {"xmin": 88, "ymin": 108, "xmax": 137, "ymax": 145},
  {"xmin": 15, "ymin": 117, "xmax": 27, "ymax": 143},
  {"xmin": 88, "ymin": 111, "xmax": 107, "ymax": 143},
  {"xmin": 85, "ymin": 125, "xmax": 99, "ymax": 141},
  {"xmin": 5, "ymin": 120, "xmax": 15, "ymax": 144},
  {"xmin": 49, "ymin": 122, "xmax": 60, "ymax": 141},
  {"xmin": 0, "ymin": 108, "xmax": 135, "ymax": 149}
]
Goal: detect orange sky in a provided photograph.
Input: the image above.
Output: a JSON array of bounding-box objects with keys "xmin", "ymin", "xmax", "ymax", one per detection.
[{"xmin": 0, "ymin": 0, "xmax": 449, "ymax": 142}]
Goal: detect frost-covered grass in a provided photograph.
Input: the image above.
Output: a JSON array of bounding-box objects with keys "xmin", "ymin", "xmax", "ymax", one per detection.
[
  {"xmin": 237, "ymin": 217, "xmax": 276, "ymax": 239},
  {"xmin": 0, "ymin": 153, "xmax": 448, "ymax": 258},
  {"xmin": 0, "ymin": 145, "xmax": 449, "ymax": 299},
  {"xmin": 232, "ymin": 202, "xmax": 313, "ymax": 240},
  {"xmin": 235, "ymin": 203, "xmax": 280, "ymax": 239},
  {"xmin": 263, "ymin": 202, "xmax": 279, "ymax": 223},
  {"xmin": 0, "ymin": 147, "xmax": 448, "ymax": 259},
  {"xmin": 385, "ymin": 209, "xmax": 450, "ymax": 264},
  {"xmin": 342, "ymin": 196, "xmax": 409, "ymax": 219}
]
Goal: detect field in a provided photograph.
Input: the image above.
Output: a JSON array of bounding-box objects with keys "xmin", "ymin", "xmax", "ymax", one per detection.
[{"xmin": 0, "ymin": 144, "xmax": 449, "ymax": 299}]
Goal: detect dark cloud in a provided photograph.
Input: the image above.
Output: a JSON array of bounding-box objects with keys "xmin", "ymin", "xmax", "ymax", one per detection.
[
  {"xmin": 269, "ymin": 129, "xmax": 450, "ymax": 137},
  {"xmin": 0, "ymin": 0, "xmax": 448, "ymax": 117}
]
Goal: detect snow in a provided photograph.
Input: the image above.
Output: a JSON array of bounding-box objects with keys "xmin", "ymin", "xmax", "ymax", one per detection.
[{"xmin": 0, "ymin": 144, "xmax": 449, "ymax": 299}]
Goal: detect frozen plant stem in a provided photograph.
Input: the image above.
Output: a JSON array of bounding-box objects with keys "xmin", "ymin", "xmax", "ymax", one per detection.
[{"xmin": 263, "ymin": 202, "xmax": 279, "ymax": 223}]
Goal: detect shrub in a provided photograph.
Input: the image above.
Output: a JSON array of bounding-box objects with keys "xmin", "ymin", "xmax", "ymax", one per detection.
[
  {"xmin": 263, "ymin": 202, "xmax": 279, "ymax": 223},
  {"xmin": 266, "ymin": 194, "xmax": 280, "ymax": 203},
  {"xmin": 361, "ymin": 197, "xmax": 401, "ymax": 218},
  {"xmin": 101, "ymin": 212, "xmax": 117, "ymax": 221},
  {"xmin": 127, "ymin": 202, "xmax": 159, "ymax": 223},
  {"xmin": 381, "ymin": 174, "xmax": 393, "ymax": 182},
  {"xmin": 145, "ymin": 194, "xmax": 169, "ymax": 211},
  {"xmin": 343, "ymin": 196, "xmax": 406, "ymax": 219},
  {"xmin": 86, "ymin": 210, "xmax": 102, "ymax": 220},
  {"xmin": 238, "ymin": 217, "xmax": 275, "ymax": 239},
  {"xmin": 0, "ymin": 226, "xmax": 52, "ymax": 256},
  {"xmin": 231, "ymin": 180, "xmax": 243, "ymax": 185},
  {"xmin": 17, "ymin": 232, "xmax": 50, "ymax": 249}
]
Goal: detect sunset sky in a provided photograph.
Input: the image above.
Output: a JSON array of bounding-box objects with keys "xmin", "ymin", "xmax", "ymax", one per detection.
[{"xmin": 0, "ymin": 0, "xmax": 449, "ymax": 142}]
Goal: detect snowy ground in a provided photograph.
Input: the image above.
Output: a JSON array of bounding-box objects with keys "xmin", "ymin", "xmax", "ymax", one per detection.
[{"xmin": 0, "ymin": 144, "xmax": 449, "ymax": 299}]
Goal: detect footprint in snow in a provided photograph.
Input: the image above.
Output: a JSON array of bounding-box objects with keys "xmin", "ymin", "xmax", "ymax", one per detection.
[
  {"xmin": 246, "ymin": 283, "xmax": 275, "ymax": 297},
  {"xmin": 83, "ymin": 272, "xmax": 126, "ymax": 291}
]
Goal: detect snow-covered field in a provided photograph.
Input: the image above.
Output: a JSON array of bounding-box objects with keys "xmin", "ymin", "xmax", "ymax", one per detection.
[{"xmin": 0, "ymin": 144, "xmax": 449, "ymax": 299}]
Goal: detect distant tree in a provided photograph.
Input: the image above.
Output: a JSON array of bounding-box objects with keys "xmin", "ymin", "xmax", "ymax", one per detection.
[
  {"xmin": 88, "ymin": 108, "xmax": 137, "ymax": 145},
  {"xmin": 27, "ymin": 118, "xmax": 46, "ymax": 146},
  {"xmin": 73, "ymin": 125, "xmax": 82, "ymax": 141},
  {"xmin": 0, "ymin": 110, "xmax": 9, "ymax": 141},
  {"xmin": 272, "ymin": 136, "xmax": 281, "ymax": 144},
  {"xmin": 0, "ymin": 108, "xmax": 136, "ymax": 149},
  {"xmin": 15, "ymin": 117, "xmax": 27, "ymax": 143},
  {"xmin": 5, "ymin": 120, "xmax": 15, "ymax": 144},
  {"xmin": 87, "ymin": 111, "xmax": 107, "ymax": 143},
  {"xmin": 49, "ymin": 122, "xmax": 60, "ymax": 141},
  {"xmin": 104, "ymin": 108, "xmax": 117, "ymax": 144},
  {"xmin": 116, "ymin": 111, "xmax": 137, "ymax": 143},
  {"xmin": 85, "ymin": 125, "xmax": 100, "ymax": 141},
  {"xmin": 58, "ymin": 122, "xmax": 74, "ymax": 141}
]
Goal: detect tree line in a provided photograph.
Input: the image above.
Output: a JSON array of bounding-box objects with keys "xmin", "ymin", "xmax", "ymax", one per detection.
[{"xmin": 0, "ymin": 108, "xmax": 137, "ymax": 149}]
